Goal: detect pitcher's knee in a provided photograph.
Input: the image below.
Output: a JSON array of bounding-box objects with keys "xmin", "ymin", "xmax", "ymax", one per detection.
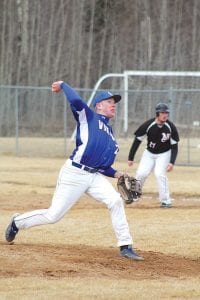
[
  {"xmin": 45, "ymin": 211, "xmax": 63, "ymax": 224},
  {"xmin": 109, "ymin": 196, "xmax": 123, "ymax": 210},
  {"xmin": 136, "ymin": 174, "xmax": 146, "ymax": 184}
]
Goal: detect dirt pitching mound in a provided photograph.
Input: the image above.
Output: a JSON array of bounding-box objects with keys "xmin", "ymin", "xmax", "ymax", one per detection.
[{"xmin": 1, "ymin": 243, "xmax": 199, "ymax": 280}]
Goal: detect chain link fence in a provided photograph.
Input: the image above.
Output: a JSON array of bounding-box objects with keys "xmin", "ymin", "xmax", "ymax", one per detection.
[{"xmin": 0, "ymin": 85, "xmax": 200, "ymax": 165}]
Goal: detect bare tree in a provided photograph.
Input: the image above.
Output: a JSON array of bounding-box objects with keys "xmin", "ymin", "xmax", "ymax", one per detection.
[{"xmin": 0, "ymin": 0, "xmax": 200, "ymax": 87}]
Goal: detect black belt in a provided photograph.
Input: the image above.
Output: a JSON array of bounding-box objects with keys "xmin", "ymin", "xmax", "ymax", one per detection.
[{"xmin": 72, "ymin": 161, "xmax": 99, "ymax": 173}]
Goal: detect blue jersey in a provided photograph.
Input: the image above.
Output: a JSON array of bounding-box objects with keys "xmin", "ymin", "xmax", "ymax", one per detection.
[{"xmin": 61, "ymin": 82, "xmax": 118, "ymax": 177}]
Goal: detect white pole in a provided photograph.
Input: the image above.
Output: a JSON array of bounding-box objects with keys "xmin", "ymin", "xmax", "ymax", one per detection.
[
  {"xmin": 71, "ymin": 70, "xmax": 200, "ymax": 139},
  {"xmin": 124, "ymin": 70, "xmax": 200, "ymax": 77}
]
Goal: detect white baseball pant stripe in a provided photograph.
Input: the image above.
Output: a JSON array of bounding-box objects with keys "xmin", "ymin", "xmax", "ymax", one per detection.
[
  {"xmin": 14, "ymin": 159, "xmax": 133, "ymax": 247},
  {"xmin": 136, "ymin": 149, "xmax": 171, "ymax": 204}
]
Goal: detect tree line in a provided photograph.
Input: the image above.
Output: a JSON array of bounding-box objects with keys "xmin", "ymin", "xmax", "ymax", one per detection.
[{"xmin": 0, "ymin": 0, "xmax": 200, "ymax": 89}]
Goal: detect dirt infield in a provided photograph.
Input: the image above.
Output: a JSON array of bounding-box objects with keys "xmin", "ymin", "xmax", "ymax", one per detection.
[
  {"xmin": 0, "ymin": 156, "xmax": 200, "ymax": 299},
  {"xmin": 1, "ymin": 241, "xmax": 199, "ymax": 280}
]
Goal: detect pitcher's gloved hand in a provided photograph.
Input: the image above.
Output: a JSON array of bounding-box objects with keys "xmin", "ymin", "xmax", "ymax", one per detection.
[{"xmin": 117, "ymin": 174, "xmax": 142, "ymax": 204}]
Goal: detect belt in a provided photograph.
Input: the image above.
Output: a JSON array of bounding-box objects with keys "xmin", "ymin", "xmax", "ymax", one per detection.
[{"xmin": 71, "ymin": 161, "xmax": 99, "ymax": 173}]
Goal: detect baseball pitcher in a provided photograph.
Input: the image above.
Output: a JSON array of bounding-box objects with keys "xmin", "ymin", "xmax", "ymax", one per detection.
[{"xmin": 5, "ymin": 81, "xmax": 143, "ymax": 261}]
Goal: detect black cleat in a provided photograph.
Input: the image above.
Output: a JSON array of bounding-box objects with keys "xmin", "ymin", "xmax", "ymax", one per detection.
[
  {"xmin": 160, "ymin": 202, "xmax": 172, "ymax": 208},
  {"xmin": 5, "ymin": 213, "xmax": 20, "ymax": 243},
  {"xmin": 120, "ymin": 246, "xmax": 144, "ymax": 261}
]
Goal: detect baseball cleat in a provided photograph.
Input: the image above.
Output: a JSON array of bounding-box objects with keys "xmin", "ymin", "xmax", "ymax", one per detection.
[
  {"xmin": 5, "ymin": 213, "xmax": 20, "ymax": 243},
  {"xmin": 160, "ymin": 202, "xmax": 172, "ymax": 208},
  {"xmin": 120, "ymin": 246, "xmax": 144, "ymax": 261}
]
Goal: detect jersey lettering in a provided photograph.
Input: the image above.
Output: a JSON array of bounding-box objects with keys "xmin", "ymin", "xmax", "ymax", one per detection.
[
  {"xmin": 149, "ymin": 141, "xmax": 156, "ymax": 148},
  {"xmin": 98, "ymin": 120, "xmax": 115, "ymax": 140},
  {"xmin": 161, "ymin": 133, "xmax": 170, "ymax": 142},
  {"xmin": 114, "ymin": 145, "xmax": 119, "ymax": 154}
]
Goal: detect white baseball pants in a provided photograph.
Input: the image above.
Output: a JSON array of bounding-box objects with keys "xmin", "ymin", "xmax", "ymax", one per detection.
[
  {"xmin": 14, "ymin": 159, "xmax": 133, "ymax": 247},
  {"xmin": 135, "ymin": 149, "xmax": 171, "ymax": 204}
]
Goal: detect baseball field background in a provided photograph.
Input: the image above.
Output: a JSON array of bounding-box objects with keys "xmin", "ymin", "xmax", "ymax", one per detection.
[{"xmin": 0, "ymin": 139, "xmax": 199, "ymax": 299}]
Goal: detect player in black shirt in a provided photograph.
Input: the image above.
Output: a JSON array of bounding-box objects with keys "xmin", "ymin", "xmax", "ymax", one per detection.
[{"xmin": 128, "ymin": 103, "xmax": 180, "ymax": 208}]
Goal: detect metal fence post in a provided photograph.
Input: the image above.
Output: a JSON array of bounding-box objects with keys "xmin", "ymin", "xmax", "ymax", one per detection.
[
  {"xmin": 185, "ymin": 101, "xmax": 192, "ymax": 165},
  {"xmin": 15, "ymin": 88, "xmax": 19, "ymax": 155},
  {"xmin": 124, "ymin": 72, "xmax": 128, "ymax": 134},
  {"xmin": 63, "ymin": 95, "xmax": 67, "ymax": 156},
  {"xmin": 169, "ymin": 87, "xmax": 174, "ymax": 122}
]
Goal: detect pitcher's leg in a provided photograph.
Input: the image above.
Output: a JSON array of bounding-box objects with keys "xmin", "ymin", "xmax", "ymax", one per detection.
[
  {"xmin": 14, "ymin": 181, "xmax": 84, "ymax": 230},
  {"xmin": 109, "ymin": 195, "xmax": 133, "ymax": 247},
  {"xmin": 87, "ymin": 174, "xmax": 133, "ymax": 247},
  {"xmin": 14, "ymin": 163, "xmax": 89, "ymax": 230}
]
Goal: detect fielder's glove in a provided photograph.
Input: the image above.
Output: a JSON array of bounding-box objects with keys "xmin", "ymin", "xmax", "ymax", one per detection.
[{"xmin": 117, "ymin": 174, "xmax": 142, "ymax": 204}]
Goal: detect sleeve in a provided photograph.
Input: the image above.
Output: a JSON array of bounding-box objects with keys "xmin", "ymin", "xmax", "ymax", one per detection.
[
  {"xmin": 128, "ymin": 138, "xmax": 142, "ymax": 161},
  {"xmin": 134, "ymin": 119, "xmax": 153, "ymax": 140},
  {"xmin": 98, "ymin": 166, "xmax": 116, "ymax": 178},
  {"xmin": 171, "ymin": 123, "xmax": 180, "ymax": 143},
  {"xmin": 170, "ymin": 143, "xmax": 178, "ymax": 164},
  {"xmin": 128, "ymin": 119, "xmax": 153, "ymax": 161},
  {"xmin": 60, "ymin": 82, "xmax": 88, "ymax": 111},
  {"xmin": 169, "ymin": 122, "xmax": 179, "ymax": 164}
]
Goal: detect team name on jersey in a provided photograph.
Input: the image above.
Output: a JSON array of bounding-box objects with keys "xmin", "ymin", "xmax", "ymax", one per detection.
[
  {"xmin": 98, "ymin": 120, "xmax": 115, "ymax": 140},
  {"xmin": 161, "ymin": 133, "xmax": 170, "ymax": 142}
]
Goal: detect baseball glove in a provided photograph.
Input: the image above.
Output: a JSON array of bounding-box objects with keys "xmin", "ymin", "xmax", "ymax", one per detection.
[{"xmin": 117, "ymin": 174, "xmax": 142, "ymax": 204}]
